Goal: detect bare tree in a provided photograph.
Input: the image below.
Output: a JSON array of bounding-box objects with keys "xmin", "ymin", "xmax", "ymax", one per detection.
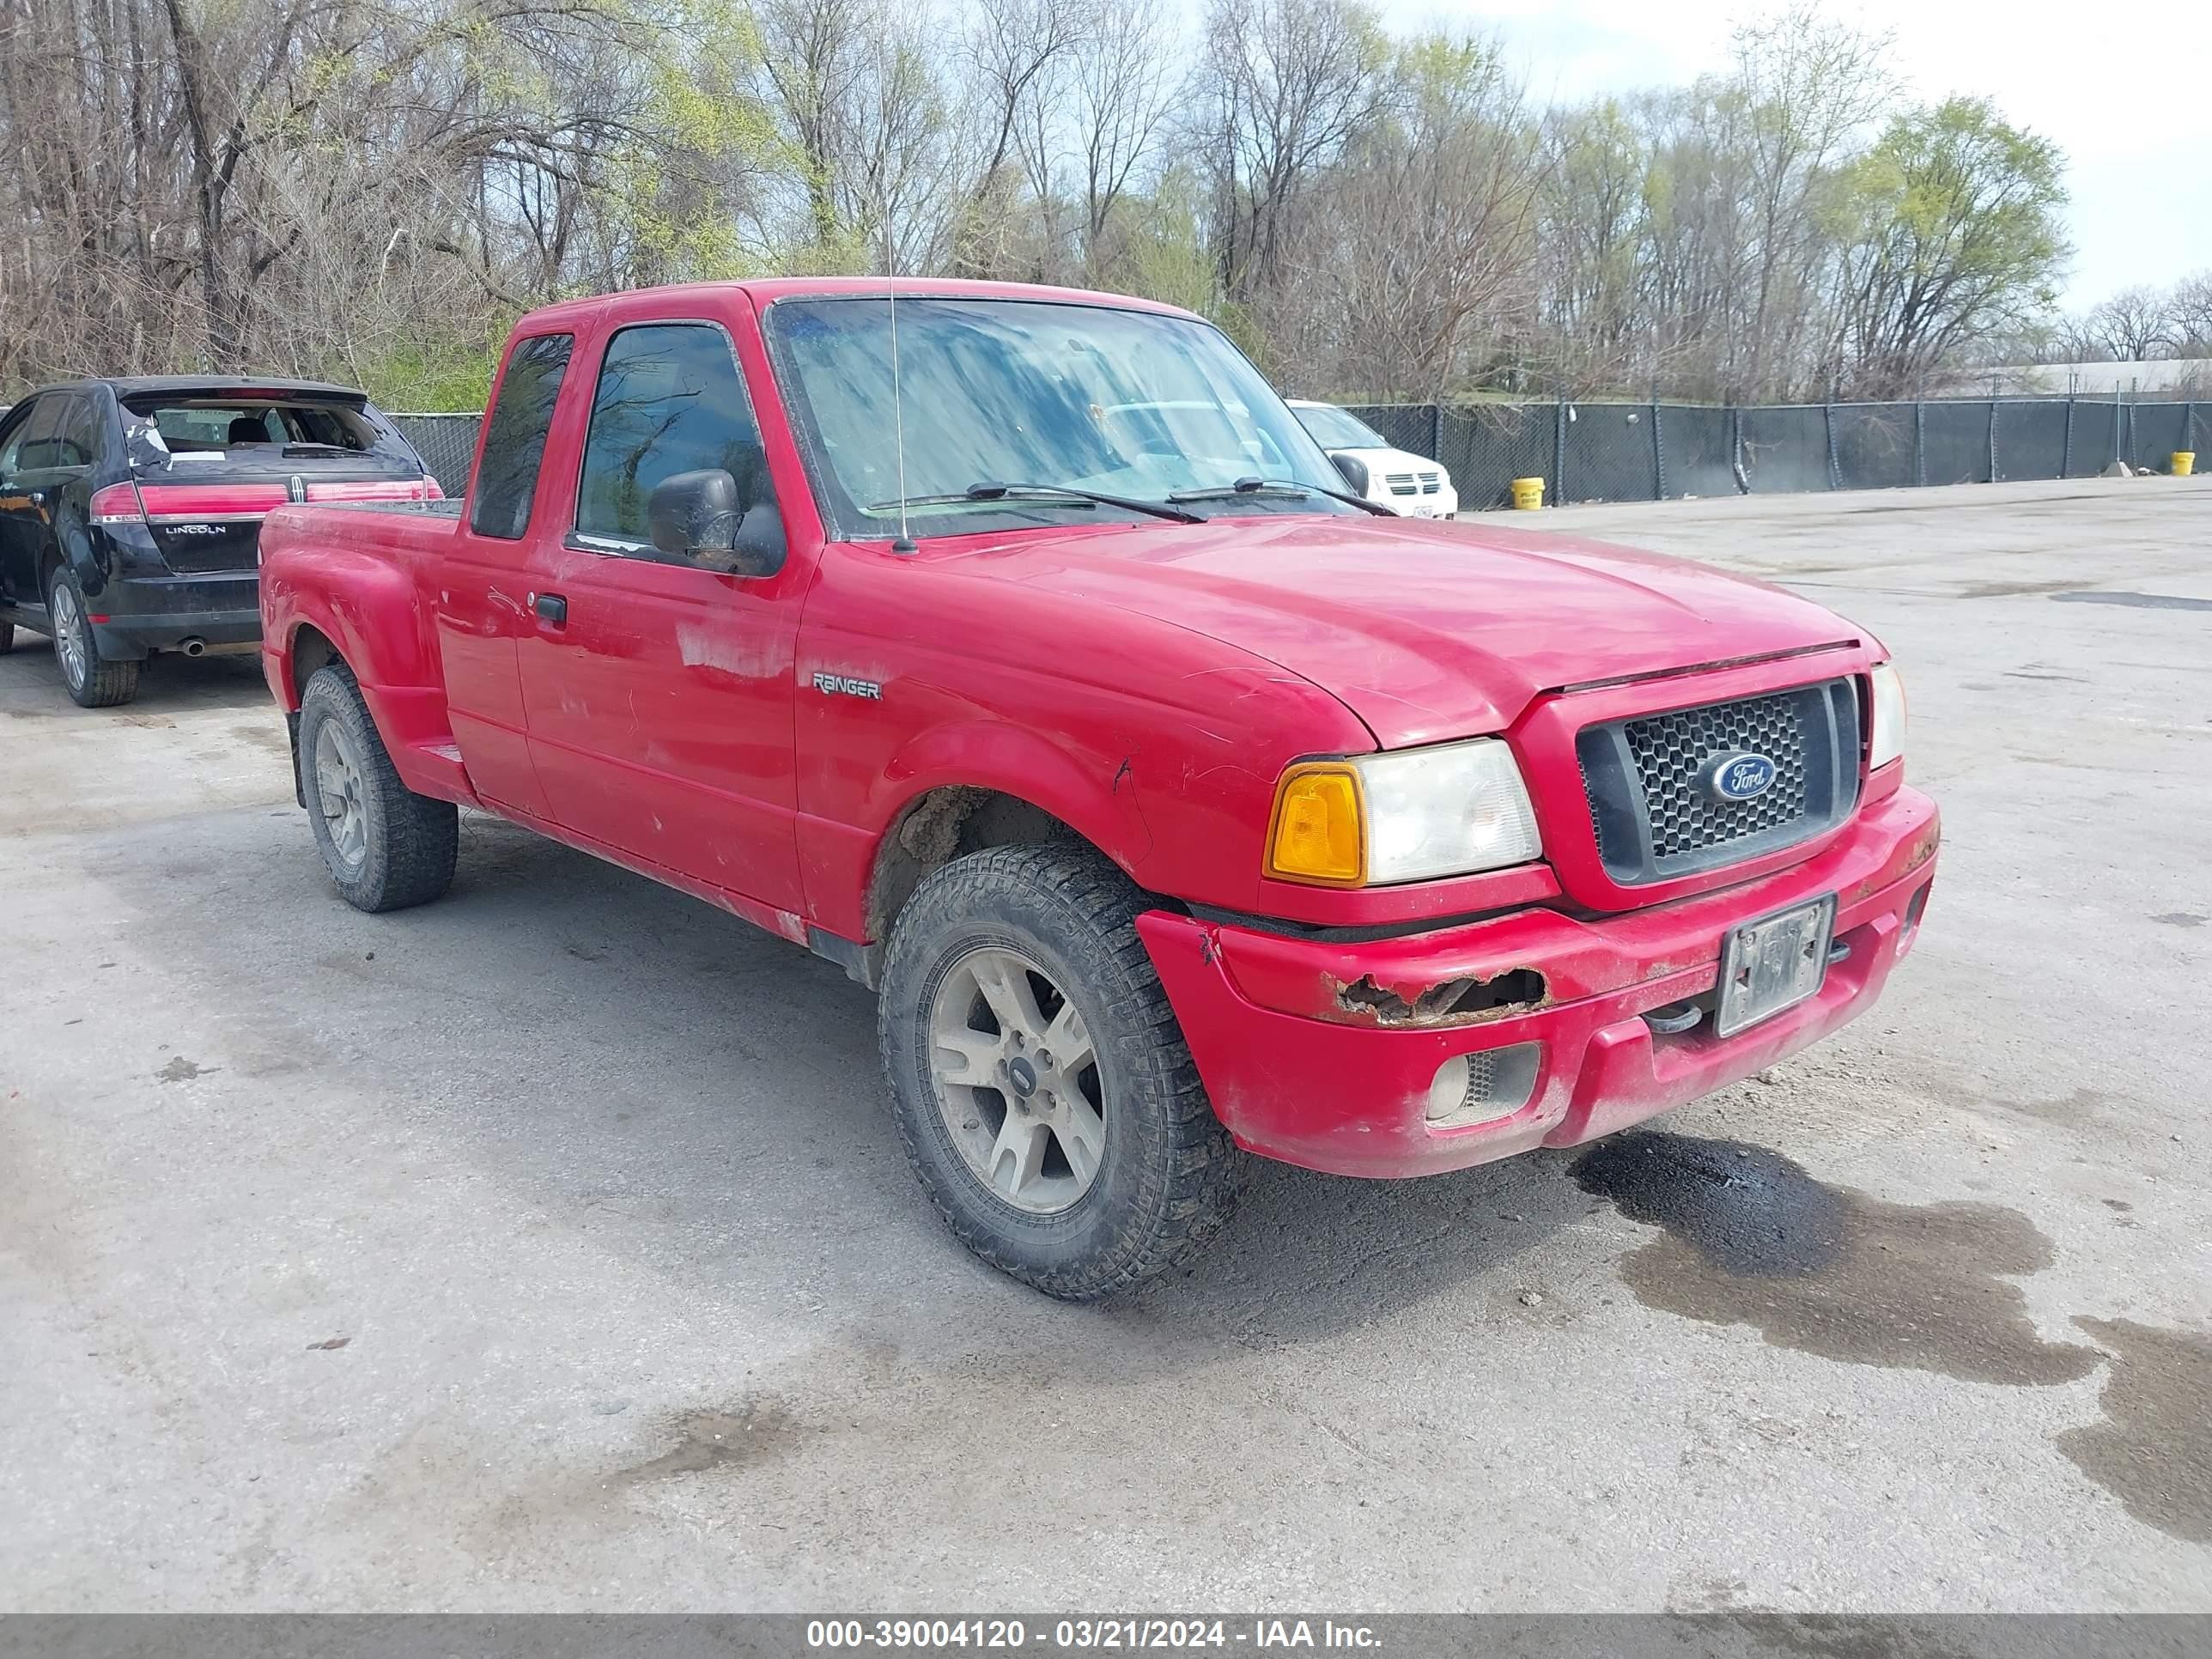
[
  {"xmin": 1729, "ymin": 3, "xmax": 1897, "ymax": 398},
  {"xmin": 2168, "ymin": 272, "xmax": 2212, "ymax": 356},
  {"xmin": 1067, "ymin": 0, "xmax": 1179, "ymax": 269},
  {"xmin": 0, "ymin": 0, "xmax": 2088, "ymax": 410},
  {"xmin": 2084, "ymin": 284, "xmax": 2180, "ymax": 362},
  {"xmin": 1281, "ymin": 33, "xmax": 1540, "ymax": 398},
  {"xmin": 1195, "ymin": 0, "xmax": 1390, "ymax": 307}
]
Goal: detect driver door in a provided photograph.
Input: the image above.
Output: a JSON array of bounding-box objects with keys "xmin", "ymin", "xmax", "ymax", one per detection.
[{"xmin": 515, "ymin": 317, "xmax": 808, "ymax": 914}]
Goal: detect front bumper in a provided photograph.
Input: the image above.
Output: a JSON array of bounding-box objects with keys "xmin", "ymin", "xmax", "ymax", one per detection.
[{"xmin": 1139, "ymin": 786, "xmax": 1938, "ymax": 1178}]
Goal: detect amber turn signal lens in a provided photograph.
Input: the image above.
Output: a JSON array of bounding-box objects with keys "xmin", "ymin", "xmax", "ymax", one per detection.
[{"xmin": 1267, "ymin": 765, "xmax": 1364, "ymax": 885}]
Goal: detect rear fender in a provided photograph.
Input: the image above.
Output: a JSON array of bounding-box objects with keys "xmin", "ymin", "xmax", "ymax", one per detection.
[
  {"xmin": 267, "ymin": 550, "xmax": 435, "ymax": 710},
  {"xmin": 265, "ymin": 550, "xmax": 465, "ymax": 802},
  {"xmin": 53, "ymin": 498, "xmax": 107, "ymax": 601}
]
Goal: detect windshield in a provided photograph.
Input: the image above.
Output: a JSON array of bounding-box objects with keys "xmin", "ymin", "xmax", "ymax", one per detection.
[
  {"xmin": 765, "ymin": 296, "xmax": 1352, "ymax": 538},
  {"xmin": 1293, "ymin": 403, "xmax": 1389, "ymax": 450}
]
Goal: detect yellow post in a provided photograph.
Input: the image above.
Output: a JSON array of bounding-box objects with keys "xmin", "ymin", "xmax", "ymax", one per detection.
[
  {"xmin": 2173, "ymin": 451, "xmax": 2196, "ymax": 477},
  {"xmin": 1510, "ymin": 476, "xmax": 1546, "ymax": 510}
]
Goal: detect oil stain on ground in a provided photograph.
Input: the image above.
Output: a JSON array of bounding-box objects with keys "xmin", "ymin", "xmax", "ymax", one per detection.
[
  {"xmin": 611, "ymin": 1398, "xmax": 807, "ymax": 1487},
  {"xmin": 1571, "ymin": 1131, "xmax": 2098, "ymax": 1385},
  {"xmin": 2057, "ymin": 1319, "xmax": 2212, "ymax": 1543}
]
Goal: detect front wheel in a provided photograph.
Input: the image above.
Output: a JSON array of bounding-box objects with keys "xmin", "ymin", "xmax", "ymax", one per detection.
[
  {"xmin": 878, "ymin": 843, "xmax": 1238, "ymax": 1299},
  {"xmin": 47, "ymin": 566, "xmax": 138, "ymax": 707},
  {"xmin": 298, "ymin": 664, "xmax": 458, "ymax": 913}
]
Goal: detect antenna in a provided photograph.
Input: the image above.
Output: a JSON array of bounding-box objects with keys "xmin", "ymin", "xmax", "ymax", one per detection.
[{"xmin": 884, "ymin": 204, "xmax": 916, "ymax": 555}]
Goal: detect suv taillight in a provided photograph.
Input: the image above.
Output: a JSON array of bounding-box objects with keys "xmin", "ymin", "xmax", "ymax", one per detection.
[{"xmin": 88, "ymin": 483, "xmax": 147, "ymax": 526}]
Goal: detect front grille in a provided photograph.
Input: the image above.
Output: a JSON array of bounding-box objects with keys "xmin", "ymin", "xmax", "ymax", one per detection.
[
  {"xmin": 1628, "ymin": 694, "xmax": 1809, "ymax": 856},
  {"xmin": 1419, "ymin": 471, "xmax": 1441, "ymax": 494},
  {"xmin": 1577, "ymin": 678, "xmax": 1861, "ymax": 884},
  {"xmin": 1385, "ymin": 472, "xmax": 1418, "ymax": 495}
]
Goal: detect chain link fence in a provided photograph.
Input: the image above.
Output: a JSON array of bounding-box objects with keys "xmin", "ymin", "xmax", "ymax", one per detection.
[
  {"xmin": 1345, "ymin": 396, "xmax": 2212, "ymax": 510},
  {"xmin": 389, "ymin": 413, "xmax": 482, "ymax": 497},
  {"xmin": 10, "ymin": 399, "xmax": 2199, "ymax": 513}
]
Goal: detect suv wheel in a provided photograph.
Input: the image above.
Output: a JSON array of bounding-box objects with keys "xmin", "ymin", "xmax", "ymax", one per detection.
[
  {"xmin": 878, "ymin": 842, "xmax": 1238, "ymax": 1299},
  {"xmin": 47, "ymin": 567, "xmax": 138, "ymax": 707},
  {"xmin": 298, "ymin": 663, "xmax": 459, "ymax": 912}
]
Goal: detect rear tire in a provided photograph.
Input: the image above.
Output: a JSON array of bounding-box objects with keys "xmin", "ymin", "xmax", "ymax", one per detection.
[
  {"xmin": 47, "ymin": 566, "xmax": 138, "ymax": 708},
  {"xmin": 878, "ymin": 842, "xmax": 1238, "ymax": 1299},
  {"xmin": 299, "ymin": 663, "xmax": 458, "ymax": 913}
]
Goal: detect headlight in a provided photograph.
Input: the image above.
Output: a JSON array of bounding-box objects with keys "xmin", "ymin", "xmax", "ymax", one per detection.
[
  {"xmin": 1868, "ymin": 663, "xmax": 1906, "ymax": 770},
  {"xmin": 1267, "ymin": 738, "xmax": 1543, "ymax": 887}
]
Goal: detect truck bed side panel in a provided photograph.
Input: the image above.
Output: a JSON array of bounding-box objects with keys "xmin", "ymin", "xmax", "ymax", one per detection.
[{"xmin": 258, "ymin": 501, "xmax": 474, "ymax": 804}]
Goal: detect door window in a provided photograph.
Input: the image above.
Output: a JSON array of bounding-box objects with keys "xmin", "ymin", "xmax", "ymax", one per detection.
[
  {"xmin": 0, "ymin": 397, "xmax": 58, "ymax": 476},
  {"xmin": 50, "ymin": 395, "xmax": 100, "ymax": 469},
  {"xmin": 471, "ymin": 332, "xmax": 574, "ymax": 539},
  {"xmin": 574, "ymin": 324, "xmax": 775, "ymax": 551}
]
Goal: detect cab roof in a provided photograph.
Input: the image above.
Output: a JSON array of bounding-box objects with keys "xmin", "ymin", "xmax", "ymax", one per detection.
[{"xmin": 509, "ymin": 276, "xmax": 1208, "ymax": 334}]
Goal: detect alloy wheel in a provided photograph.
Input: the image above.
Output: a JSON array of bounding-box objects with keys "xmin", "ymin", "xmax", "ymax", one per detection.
[
  {"xmin": 927, "ymin": 944, "xmax": 1106, "ymax": 1214},
  {"xmin": 313, "ymin": 720, "xmax": 369, "ymax": 870}
]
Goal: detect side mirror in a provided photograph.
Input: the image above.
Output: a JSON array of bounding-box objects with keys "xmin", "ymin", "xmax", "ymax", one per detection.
[
  {"xmin": 1328, "ymin": 452, "xmax": 1370, "ymax": 495},
  {"xmin": 646, "ymin": 468, "xmax": 786, "ymax": 579}
]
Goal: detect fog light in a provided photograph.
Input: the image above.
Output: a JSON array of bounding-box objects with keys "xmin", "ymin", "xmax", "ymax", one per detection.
[
  {"xmin": 1426, "ymin": 1043, "xmax": 1541, "ymax": 1127},
  {"xmin": 1898, "ymin": 880, "xmax": 1932, "ymax": 955}
]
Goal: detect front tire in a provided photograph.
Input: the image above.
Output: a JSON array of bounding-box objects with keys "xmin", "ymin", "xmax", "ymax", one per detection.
[
  {"xmin": 299, "ymin": 664, "xmax": 458, "ymax": 913},
  {"xmin": 47, "ymin": 566, "xmax": 138, "ymax": 707},
  {"xmin": 878, "ymin": 843, "xmax": 1238, "ymax": 1299}
]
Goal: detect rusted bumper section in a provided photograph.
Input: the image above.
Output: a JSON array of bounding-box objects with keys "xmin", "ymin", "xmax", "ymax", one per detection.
[{"xmin": 1139, "ymin": 786, "xmax": 1939, "ymax": 1179}]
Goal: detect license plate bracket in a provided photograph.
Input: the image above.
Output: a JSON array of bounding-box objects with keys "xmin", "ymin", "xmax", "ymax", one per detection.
[{"xmin": 1714, "ymin": 895, "xmax": 1837, "ymax": 1038}]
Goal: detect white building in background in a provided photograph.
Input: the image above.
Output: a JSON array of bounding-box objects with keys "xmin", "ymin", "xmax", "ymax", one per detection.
[{"xmin": 1974, "ymin": 360, "xmax": 2212, "ymax": 397}]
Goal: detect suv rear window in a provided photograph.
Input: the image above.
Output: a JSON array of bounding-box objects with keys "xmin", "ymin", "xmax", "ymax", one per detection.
[{"xmin": 120, "ymin": 395, "xmax": 398, "ymax": 460}]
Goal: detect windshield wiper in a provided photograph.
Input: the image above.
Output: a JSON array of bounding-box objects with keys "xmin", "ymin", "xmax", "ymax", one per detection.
[
  {"xmin": 280, "ymin": 443, "xmax": 354, "ymax": 458},
  {"xmin": 868, "ymin": 481, "xmax": 1206, "ymax": 526},
  {"xmin": 1168, "ymin": 476, "xmax": 1394, "ymax": 516}
]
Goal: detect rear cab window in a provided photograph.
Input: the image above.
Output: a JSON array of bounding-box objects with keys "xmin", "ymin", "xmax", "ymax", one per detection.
[{"xmin": 471, "ymin": 335, "xmax": 574, "ymax": 539}]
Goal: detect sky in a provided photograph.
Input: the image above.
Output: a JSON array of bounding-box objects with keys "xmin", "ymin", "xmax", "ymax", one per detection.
[{"xmin": 1369, "ymin": 0, "xmax": 2212, "ymax": 308}]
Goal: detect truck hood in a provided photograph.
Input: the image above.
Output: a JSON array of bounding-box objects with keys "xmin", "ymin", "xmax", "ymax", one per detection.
[{"xmin": 971, "ymin": 514, "xmax": 1863, "ymax": 748}]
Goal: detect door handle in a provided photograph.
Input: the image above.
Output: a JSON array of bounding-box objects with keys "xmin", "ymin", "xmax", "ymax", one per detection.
[{"xmin": 533, "ymin": 592, "xmax": 567, "ymax": 625}]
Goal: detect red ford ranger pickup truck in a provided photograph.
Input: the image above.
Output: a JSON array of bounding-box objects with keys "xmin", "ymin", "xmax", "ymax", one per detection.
[{"xmin": 259, "ymin": 277, "xmax": 1939, "ymax": 1299}]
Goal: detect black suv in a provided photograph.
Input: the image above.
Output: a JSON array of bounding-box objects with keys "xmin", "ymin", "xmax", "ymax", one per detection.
[{"xmin": 0, "ymin": 377, "xmax": 438, "ymax": 706}]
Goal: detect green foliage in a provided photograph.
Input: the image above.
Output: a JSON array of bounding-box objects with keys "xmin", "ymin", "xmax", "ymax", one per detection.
[
  {"xmin": 1833, "ymin": 95, "xmax": 2070, "ymax": 388},
  {"xmin": 346, "ymin": 325, "xmax": 518, "ymax": 411},
  {"xmin": 1102, "ymin": 166, "xmax": 1272, "ymax": 359},
  {"xmin": 1862, "ymin": 96, "xmax": 2066, "ymax": 289}
]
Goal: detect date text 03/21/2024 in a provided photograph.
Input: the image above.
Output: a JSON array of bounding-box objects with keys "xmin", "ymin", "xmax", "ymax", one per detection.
[{"xmin": 805, "ymin": 1618, "xmax": 1382, "ymax": 1650}]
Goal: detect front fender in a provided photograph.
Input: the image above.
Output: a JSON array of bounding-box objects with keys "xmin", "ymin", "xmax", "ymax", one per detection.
[
  {"xmin": 883, "ymin": 717, "xmax": 1155, "ymax": 872},
  {"xmin": 799, "ymin": 714, "xmax": 1157, "ymax": 945}
]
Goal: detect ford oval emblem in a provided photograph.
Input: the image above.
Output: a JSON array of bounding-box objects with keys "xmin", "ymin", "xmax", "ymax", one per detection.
[{"xmin": 1705, "ymin": 751, "xmax": 1778, "ymax": 803}]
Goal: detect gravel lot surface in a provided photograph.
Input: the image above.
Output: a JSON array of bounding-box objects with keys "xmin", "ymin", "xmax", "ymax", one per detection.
[{"xmin": 3, "ymin": 477, "xmax": 2208, "ymax": 1612}]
